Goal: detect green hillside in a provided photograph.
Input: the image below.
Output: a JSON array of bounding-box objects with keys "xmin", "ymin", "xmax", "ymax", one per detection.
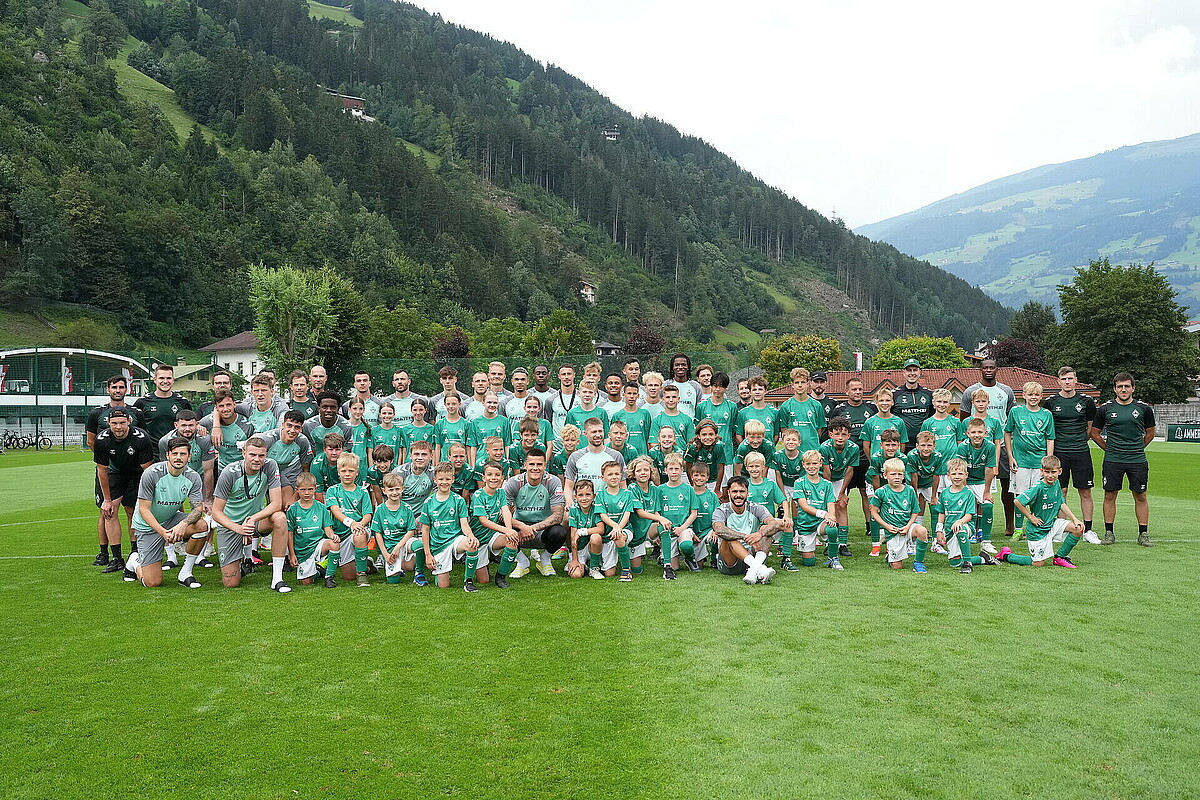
[
  {"xmin": 859, "ymin": 133, "xmax": 1200, "ymax": 314},
  {"xmin": 305, "ymin": 0, "xmax": 361, "ymax": 27},
  {"xmin": 107, "ymin": 36, "xmax": 215, "ymax": 144}
]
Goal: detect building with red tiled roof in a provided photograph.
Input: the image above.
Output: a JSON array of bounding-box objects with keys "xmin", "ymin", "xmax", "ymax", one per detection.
[
  {"xmin": 199, "ymin": 331, "xmax": 263, "ymax": 383},
  {"xmin": 767, "ymin": 367, "xmax": 1098, "ymax": 408}
]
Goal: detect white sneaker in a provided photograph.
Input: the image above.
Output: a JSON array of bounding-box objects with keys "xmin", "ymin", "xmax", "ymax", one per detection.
[
  {"xmin": 907, "ymin": 542, "xmax": 916, "ymax": 556},
  {"xmin": 743, "ymin": 565, "xmax": 760, "ymax": 585},
  {"xmin": 1082, "ymin": 529, "xmax": 1102, "ymax": 545},
  {"xmin": 980, "ymin": 541, "xmax": 998, "ymax": 555},
  {"xmin": 509, "ymin": 563, "xmax": 529, "ymax": 578},
  {"xmin": 759, "ymin": 567, "xmax": 776, "ymax": 584},
  {"xmin": 535, "ymin": 560, "xmax": 557, "ymax": 577},
  {"xmin": 589, "ymin": 567, "xmax": 604, "ymax": 580},
  {"xmin": 930, "ymin": 542, "xmax": 948, "ymax": 555},
  {"xmin": 528, "ymin": 549, "xmax": 542, "ymax": 563},
  {"xmin": 830, "ymin": 558, "xmax": 845, "ymax": 571}
]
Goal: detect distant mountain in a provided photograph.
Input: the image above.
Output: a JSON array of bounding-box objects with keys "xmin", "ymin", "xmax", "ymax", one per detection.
[{"xmin": 857, "ymin": 133, "xmax": 1200, "ymax": 314}]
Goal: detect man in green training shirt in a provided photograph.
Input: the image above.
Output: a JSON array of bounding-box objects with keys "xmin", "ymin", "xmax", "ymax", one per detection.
[
  {"xmin": 134, "ymin": 364, "xmax": 192, "ymax": 454},
  {"xmin": 1044, "ymin": 366, "xmax": 1099, "ymax": 543},
  {"xmin": 1090, "ymin": 372, "xmax": 1156, "ymax": 547}
]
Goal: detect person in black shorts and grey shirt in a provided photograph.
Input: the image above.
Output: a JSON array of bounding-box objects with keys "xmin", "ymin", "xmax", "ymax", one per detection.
[{"xmin": 93, "ymin": 408, "xmax": 155, "ymax": 578}]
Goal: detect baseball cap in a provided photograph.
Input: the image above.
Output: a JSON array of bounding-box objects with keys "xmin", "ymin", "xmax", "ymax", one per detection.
[
  {"xmin": 811, "ymin": 371, "xmax": 827, "ymax": 381},
  {"xmin": 107, "ymin": 408, "xmax": 130, "ymax": 420},
  {"xmin": 902, "ymin": 359, "xmax": 921, "ymax": 368}
]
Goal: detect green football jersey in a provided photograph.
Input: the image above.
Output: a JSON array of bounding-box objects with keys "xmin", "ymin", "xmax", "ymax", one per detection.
[
  {"xmin": 933, "ymin": 486, "xmax": 976, "ymax": 529},
  {"xmin": 870, "ymin": 484, "xmax": 920, "ymax": 534},
  {"xmin": 214, "ymin": 460, "xmax": 280, "ymax": 524},
  {"xmin": 468, "ymin": 487, "xmax": 507, "ymax": 541},
  {"xmin": 776, "ymin": 396, "xmax": 827, "ymax": 452},
  {"xmin": 771, "ymin": 449, "xmax": 806, "ymax": 489},
  {"xmin": 793, "ymin": 476, "xmax": 836, "ymax": 532},
  {"xmin": 325, "ymin": 483, "xmax": 374, "ymax": 536},
  {"xmin": 569, "ymin": 503, "xmax": 605, "ymax": 542},
  {"xmin": 657, "ymin": 482, "xmax": 697, "ymax": 527},
  {"xmin": 746, "ymin": 478, "xmax": 785, "ymax": 513},
  {"xmin": 287, "ymin": 500, "xmax": 334, "ymax": 557},
  {"xmin": 565, "ymin": 406, "xmax": 610, "ymax": 437},
  {"xmin": 956, "ymin": 415, "xmax": 1003, "ymax": 446},
  {"xmin": 628, "ymin": 483, "xmax": 658, "ymax": 544},
  {"xmin": 648, "ymin": 446, "xmax": 680, "ymax": 481},
  {"xmin": 372, "ymin": 501, "xmax": 416, "ymax": 549},
  {"xmin": 549, "ymin": 446, "xmax": 575, "ymax": 477},
  {"xmin": 829, "ymin": 401, "xmax": 876, "ymax": 444},
  {"xmin": 733, "ymin": 439, "xmax": 774, "ymax": 467},
  {"xmin": 736, "ymin": 404, "xmax": 779, "ymax": 442},
  {"xmin": 346, "ymin": 423, "xmax": 374, "ymax": 478},
  {"xmin": 401, "ymin": 423, "xmax": 437, "ymax": 459},
  {"xmin": 509, "ymin": 418, "xmax": 554, "ymax": 450},
  {"xmin": 434, "ymin": 417, "xmax": 470, "ymax": 452},
  {"xmin": 920, "ymin": 415, "xmax": 961, "ymax": 461},
  {"xmin": 451, "ymin": 463, "xmax": 475, "ymax": 495},
  {"xmin": 1093, "ymin": 400, "xmax": 1154, "ymax": 464},
  {"xmin": 503, "ymin": 474, "xmax": 564, "ymax": 525},
  {"xmin": 1043, "ymin": 393, "xmax": 1096, "ymax": 455},
  {"xmin": 691, "ymin": 488, "xmax": 720, "ymax": 536},
  {"xmin": 469, "ymin": 414, "xmax": 512, "ymax": 449},
  {"xmin": 954, "ymin": 440, "xmax": 996, "ymax": 484},
  {"xmin": 206, "ymin": 417, "xmax": 254, "ymax": 472},
  {"xmin": 1016, "ymin": 480, "xmax": 1067, "ymax": 540},
  {"xmin": 860, "ymin": 415, "xmax": 908, "ymax": 459},
  {"xmin": 904, "ymin": 449, "xmax": 944, "ymax": 489},
  {"xmin": 610, "ymin": 407, "xmax": 654, "ymax": 455},
  {"xmin": 131, "ymin": 464, "xmax": 203, "ymax": 533},
  {"xmin": 421, "ymin": 492, "xmax": 469, "ymax": 553},
  {"xmin": 649, "ymin": 411, "xmax": 695, "ymax": 446},
  {"xmin": 1004, "ymin": 406, "xmax": 1056, "ymax": 469},
  {"xmin": 683, "ymin": 442, "xmax": 732, "ymax": 473},
  {"xmin": 696, "ymin": 398, "xmax": 738, "ymax": 445},
  {"xmin": 394, "ymin": 463, "xmax": 435, "ymax": 515},
  {"xmin": 866, "ymin": 450, "xmax": 905, "ymax": 482},
  {"xmin": 372, "ymin": 425, "xmax": 404, "ymax": 456},
  {"xmin": 309, "ymin": 452, "xmax": 340, "ymax": 493},
  {"xmin": 818, "ymin": 439, "xmax": 861, "ymax": 482},
  {"xmin": 288, "ymin": 398, "xmax": 318, "ymax": 419}
]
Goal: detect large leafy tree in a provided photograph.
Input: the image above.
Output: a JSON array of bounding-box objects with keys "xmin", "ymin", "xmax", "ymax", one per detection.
[
  {"xmin": 249, "ymin": 263, "xmax": 336, "ymax": 379},
  {"xmin": 873, "ymin": 336, "xmax": 968, "ymax": 369},
  {"xmin": 524, "ymin": 309, "xmax": 593, "ymax": 359},
  {"xmin": 991, "ymin": 337, "xmax": 1046, "ymax": 373},
  {"xmin": 1008, "ymin": 301, "xmax": 1057, "ymax": 351},
  {"xmin": 473, "ymin": 318, "xmax": 530, "ymax": 359},
  {"xmin": 1048, "ymin": 259, "xmax": 1200, "ymax": 402},
  {"xmin": 758, "ymin": 335, "xmax": 843, "ymax": 388}
]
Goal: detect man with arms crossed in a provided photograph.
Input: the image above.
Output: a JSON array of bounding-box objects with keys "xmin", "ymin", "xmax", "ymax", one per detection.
[
  {"xmin": 210, "ymin": 437, "xmax": 292, "ymax": 592},
  {"xmin": 1044, "ymin": 366, "xmax": 1100, "ymax": 543},
  {"xmin": 1091, "ymin": 372, "xmax": 1155, "ymax": 547},
  {"xmin": 94, "ymin": 408, "xmax": 155, "ymax": 578},
  {"xmin": 86, "ymin": 374, "xmax": 144, "ymax": 566}
]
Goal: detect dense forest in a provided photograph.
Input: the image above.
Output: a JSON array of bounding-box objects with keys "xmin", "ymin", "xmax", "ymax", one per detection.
[{"xmin": 0, "ymin": 0, "xmax": 1011, "ymax": 354}]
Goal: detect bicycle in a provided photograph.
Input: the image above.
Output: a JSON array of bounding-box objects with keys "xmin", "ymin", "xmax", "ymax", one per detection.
[
  {"xmin": 2, "ymin": 430, "xmax": 33, "ymax": 450},
  {"xmin": 36, "ymin": 435, "xmax": 53, "ymax": 450}
]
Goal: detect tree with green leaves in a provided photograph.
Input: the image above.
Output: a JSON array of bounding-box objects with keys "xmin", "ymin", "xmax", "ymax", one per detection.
[
  {"xmin": 248, "ymin": 263, "xmax": 336, "ymax": 379},
  {"xmin": 757, "ymin": 334, "xmax": 843, "ymax": 388},
  {"xmin": 82, "ymin": 1, "xmax": 128, "ymax": 61},
  {"xmin": 873, "ymin": 336, "xmax": 968, "ymax": 369},
  {"xmin": 473, "ymin": 318, "xmax": 530, "ymax": 359},
  {"xmin": 321, "ymin": 271, "xmax": 369, "ymax": 390},
  {"xmin": 363, "ymin": 305, "xmax": 439, "ymax": 359},
  {"xmin": 1048, "ymin": 259, "xmax": 1200, "ymax": 402},
  {"xmin": 1009, "ymin": 301, "xmax": 1057, "ymax": 351},
  {"xmin": 524, "ymin": 309, "xmax": 593, "ymax": 359}
]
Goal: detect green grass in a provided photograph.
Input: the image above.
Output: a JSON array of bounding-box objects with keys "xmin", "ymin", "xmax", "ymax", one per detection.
[
  {"xmin": 306, "ymin": 0, "xmax": 363, "ymax": 26},
  {"xmin": 401, "ymin": 138, "xmax": 441, "ymax": 170},
  {"xmin": 713, "ymin": 321, "xmax": 759, "ymax": 347},
  {"xmin": 2, "ymin": 444, "xmax": 1199, "ymax": 799},
  {"xmin": 107, "ymin": 36, "xmax": 217, "ymax": 145},
  {"xmin": 748, "ymin": 276, "xmax": 799, "ymax": 313}
]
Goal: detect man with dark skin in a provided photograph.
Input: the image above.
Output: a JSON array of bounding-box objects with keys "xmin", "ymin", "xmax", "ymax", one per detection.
[
  {"xmin": 830, "ymin": 376, "xmax": 876, "ymax": 557},
  {"xmin": 961, "ymin": 359, "xmax": 1017, "ymax": 536},
  {"xmin": 302, "ymin": 391, "xmax": 353, "ymax": 449},
  {"xmin": 531, "ymin": 364, "xmax": 555, "ymax": 406}
]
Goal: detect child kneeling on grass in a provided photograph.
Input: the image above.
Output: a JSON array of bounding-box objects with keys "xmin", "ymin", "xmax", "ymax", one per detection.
[
  {"xmin": 933, "ymin": 458, "xmax": 998, "ymax": 573},
  {"xmin": 286, "ymin": 471, "xmax": 342, "ymax": 588},
  {"xmin": 372, "ymin": 471, "xmax": 419, "ymax": 585},
  {"xmin": 999, "ymin": 455, "xmax": 1085, "ymax": 568},
  {"xmin": 870, "ymin": 458, "xmax": 931, "ymax": 572}
]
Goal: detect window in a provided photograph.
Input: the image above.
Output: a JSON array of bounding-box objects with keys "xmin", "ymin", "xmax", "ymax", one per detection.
[
  {"xmin": 224, "ymin": 362, "xmax": 230, "ymax": 370},
  {"xmin": 251, "ymin": 361, "xmax": 258, "ymax": 375},
  {"xmin": 237, "ymin": 362, "xmax": 244, "ymax": 375}
]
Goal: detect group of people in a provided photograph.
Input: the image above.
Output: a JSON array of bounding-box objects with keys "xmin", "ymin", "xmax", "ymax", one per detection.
[{"xmin": 84, "ymin": 353, "xmax": 1156, "ymax": 592}]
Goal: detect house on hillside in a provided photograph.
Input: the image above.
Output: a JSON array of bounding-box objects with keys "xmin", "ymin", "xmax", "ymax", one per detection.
[
  {"xmin": 601, "ymin": 125, "xmax": 621, "ymax": 141},
  {"xmin": 593, "ymin": 341, "xmax": 620, "ymax": 357},
  {"xmin": 765, "ymin": 367, "xmax": 1099, "ymax": 412},
  {"xmin": 199, "ymin": 331, "xmax": 263, "ymax": 383},
  {"xmin": 579, "ymin": 280, "xmax": 597, "ymax": 305},
  {"xmin": 325, "ymin": 89, "xmax": 375, "ymax": 122}
]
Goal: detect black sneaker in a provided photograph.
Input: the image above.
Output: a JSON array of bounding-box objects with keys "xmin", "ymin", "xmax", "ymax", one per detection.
[
  {"xmin": 283, "ymin": 562, "xmax": 296, "ymax": 573},
  {"xmin": 101, "ymin": 557, "xmax": 125, "ymax": 574},
  {"xmin": 1101, "ymin": 531, "xmax": 1116, "ymax": 546},
  {"xmin": 649, "ymin": 543, "xmax": 662, "ymax": 561},
  {"xmin": 162, "ymin": 559, "xmax": 177, "ymax": 571},
  {"xmin": 663, "ymin": 565, "xmax": 677, "ymax": 580},
  {"xmin": 93, "ymin": 552, "xmax": 109, "ymax": 566},
  {"xmin": 463, "ymin": 579, "xmax": 479, "ymax": 593},
  {"xmin": 839, "ymin": 544, "xmax": 852, "ymax": 557},
  {"xmin": 979, "ymin": 550, "xmax": 999, "ymax": 566},
  {"xmin": 272, "ymin": 580, "xmax": 292, "ymax": 593},
  {"xmin": 1137, "ymin": 531, "xmax": 1152, "ymax": 547},
  {"xmin": 197, "ymin": 557, "xmax": 216, "ymax": 569},
  {"xmin": 683, "ymin": 556, "xmax": 701, "ymax": 572},
  {"xmin": 959, "ymin": 561, "xmax": 973, "ymax": 574},
  {"xmin": 178, "ymin": 575, "xmax": 202, "ymax": 589},
  {"xmin": 366, "ymin": 559, "xmax": 379, "ymax": 574},
  {"xmin": 494, "ymin": 573, "xmax": 509, "ymax": 589},
  {"xmin": 240, "ymin": 559, "xmax": 255, "ymax": 577},
  {"xmin": 781, "ymin": 557, "xmax": 799, "ymax": 572},
  {"xmin": 324, "ymin": 575, "xmax": 337, "ymax": 588}
]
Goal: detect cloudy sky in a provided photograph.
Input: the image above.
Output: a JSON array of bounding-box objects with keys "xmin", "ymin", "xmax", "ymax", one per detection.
[{"xmin": 411, "ymin": 0, "xmax": 1200, "ymax": 228}]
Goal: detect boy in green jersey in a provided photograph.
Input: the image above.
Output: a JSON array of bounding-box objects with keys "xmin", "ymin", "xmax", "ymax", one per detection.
[
  {"xmin": 649, "ymin": 425, "xmax": 682, "ymax": 484},
  {"xmin": 819, "ymin": 417, "xmax": 860, "ymax": 560},
  {"xmin": 508, "ymin": 420, "xmax": 543, "ymax": 474},
  {"xmin": 656, "ymin": 453, "xmax": 700, "ymax": 579},
  {"xmin": 310, "ymin": 432, "xmax": 344, "ymax": 498},
  {"xmin": 564, "ymin": 381, "xmax": 611, "ymax": 438},
  {"xmin": 420, "ymin": 462, "xmax": 481, "ymax": 592},
  {"xmin": 364, "ymin": 444, "xmax": 395, "ymax": 507},
  {"xmin": 905, "ymin": 431, "xmax": 945, "ymax": 520},
  {"xmin": 870, "ymin": 458, "xmax": 931, "ymax": 572},
  {"xmin": 433, "ymin": 392, "xmax": 469, "ymax": 463},
  {"xmin": 326, "ymin": 453, "xmax": 375, "ymax": 586},
  {"xmin": 611, "ymin": 382, "xmax": 653, "ymax": 456},
  {"xmin": 743, "ymin": 452, "xmax": 791, "ymax": 564},
  {"xmin": 627, "ymin": 456, "xmax": 661, "ymax": 575},
  {"xmin": 792, "ymin": 450, "xmax": 838, "ymax": 570},
  {"xmin": 733, "ymin": 419, "xmax": 775, "ymax": 479},
  {"xmin": 591, "ymin": 462, "xmax": 636, "ymax": 579},
  {"xmin": 509, "ymin": 396, "xmax": 554, "ymax": 450},
  {"xmin": 567, "ymin": 478, "xmax": 608, "ymax": 579},
  {"xmin": 606, "ymin": 420, "xmax": 641, "ymax": 464},
  {"xmin": 866, "ymin": 429, "xmax": 904, "ymax": 556},
  {"xmin": 683, "ymin": 420, "xmax": 732, "ymax": 494},
  {"xmin": 650, "ymin": 385, "xmax": 696, "ymax": 448},
  {"xmin": 372, "ymin": 472, "xmax": 421, "ymax": 585},
  {"xmin": 772, "ymin": 428, "xmax": 806, "ymax": 505},
  {"xmin": 1004, "ymin": 381, "xmax": 1056, "ymax": 536},
  {"xmin": 399, "ymin": 399, "xmax": 436, "ymax": 464},
  {"xmin": 776, "ymin": 368, "xmax": 827, "ymax": 453},
  {"xmin": 287, "ymin": 472, "xmax": 342, "ymax": 587},
  {"xmin": 470, "ymin": 461, "xmax": 518, "ymax": 588},
  {"xmin": 735, "ymin": 376, "xmax": 778, "ymax": 444},
  {"xmin": 696, "ymin": 371, "xmax": 739, "ymax": 446},
  {"xmin": 999, "ymin": 456, "xmax": 1086, "ymax": 567},
  {"xmin": 860, "ymin": 387, "xmax": 908, "ymax": 460},
  {"xmin": 472, "ymin": 437, "xmax": 512, "ymax": 489},
  {"xmin": 446, "ymin": 442, "xmax": 475, "ymax": 498},
  {"xmin": 919, "ymin": 388, "xmax": 961, "ymax": 473},
  {"xmin": 933, "ymin": 458, "xmax": 997, "ymax": 573},
  {"xmin": 954, "ymin": 418, "xmax": 998, "ymax": 553},
  {"xmin": 688, "ymin": 463, "xmax": 720, "ymax": 566},
  {"xmin": 549, "ymin": 424, "xmax": 581, "ymax": 478}
]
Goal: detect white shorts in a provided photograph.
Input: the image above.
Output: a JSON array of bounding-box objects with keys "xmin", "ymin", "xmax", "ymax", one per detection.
[
  {"xmin": 831, "ymin": 479, "xmax": 845, "ymax": 497},
  {"xmin": 297, "ymin": 542, "xmax": 334, "ymax": 580},
  {"xmin": 967, "ymin": 484, "xmax": 988, "ymax": 504},
  {"xmin": 338, "ymin": 536, "xmax": 356, "ymax": 563},
  {"xmin": 662, "ymin": 529, "xmax": 709, "ymax": 561},
  {"xmin": 783, "ymin": 486, "xmax": 796, "ymax": 501},
  {"xmin": 384, "ymin": 552, "xmax": 407, "ymax": 577},
  {"xmin": 630, "ymin": 540, "xmax": 649, "ymax": 559},
  {"xmin": 865, "ymin": 485, "xmax": 876, "ymax": 500},
  {"xmin": 1012, "ymin": 467, "xmax": 1041, "ymax": 495},
  {"xmin": 916, "ymin": 486, "xmax": 933, "ymax": 504},
  {"xmin": 1028, "ymin": 519, "xmax": 1072, "ymax": 562},
  {"xmin": 432, "ymin": 536, "xmax": 468, "ymax": 575},
  {"xmin": 793, "ymin": 523, "xmax": 826, "ymax": 553},
  {"xmin": 706, "ymin": 480, "xmax": 717, "ymax": 493},
  {"xmin": 577, "ymin": 540, "xmax": 618, "ymax": 570},
  {"xmin": 886, "ymin": 532, "xmax": 912, "ymax": 563}
]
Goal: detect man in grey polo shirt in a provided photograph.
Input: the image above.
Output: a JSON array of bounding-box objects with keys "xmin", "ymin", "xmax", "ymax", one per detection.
[{"xmin": 961, "ymin": 358, "xmax": 1018, "ymax": 537}]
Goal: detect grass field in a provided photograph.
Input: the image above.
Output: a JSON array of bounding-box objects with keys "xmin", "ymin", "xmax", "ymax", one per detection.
[
  {"xmin": 2, "ymin": 445, "xmax": 1198, "ymax": 799},
  {"xmin": 307, "ymin": 0, "xmax": 364, "ymax": 27},
  {"xmin": 713, "ymin": 321, "xmax": 760, "ymax": 347},
  {"xmin": 108, "ymin": 36, "xmax": 218, "ymax": 146}
]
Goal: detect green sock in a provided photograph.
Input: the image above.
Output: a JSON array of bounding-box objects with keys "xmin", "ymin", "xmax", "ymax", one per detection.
[
  {"xmin": 1055, "ymin": 534, "xmax": 1080, "ymax": 558},
  {"xmin": 801, "ymin": 556, "xmax": 816, "ymax": 567},
  {"xmin": 781, "ymin": 532, "xmax": 793, "ymax": 557},
  {"xmin": 498, "ymin": 546, "xmax": 517, "ymax": 576},
  {"xmin": 631, "ymin": 565, "xmax": 644, "ymax": 574},
  {"xmin": 326, "ymin": 548, "xmax": 340, "ymax": 576},
  {"xmin": 386, "ymin": 572, "xmax": 402, "ymax": 584},
  {"xmin": 588, "ymin": 551, "xmax": 601, "ymax": 569},
  {"xmin": 870, "ymin": 520, "xmax": 881, "ymax": 544},
  {"xmin": 1005, "ymin": 553, "xmax": 1033, "ymax": 566},
  {"xmin": 465, "ymin": 549, "xmax": 479, "ymax": 573},
  {"xmin": 825, "ymin": 534, "xmax": 837, "ymax": 559},
  {"xmin": 956, "ymin": 531, "xmax": 973, "ymax": 559},
  {"xmin": 966, "ymin": 556, "xmax": 983, "ymax": 565},
  {"xmin": 409, "ymin": 540, "xmax": 427, "ymax": 573},
  {"xmin": 679, "ymin": 539, "xmax": 695, "ymax": 559},
  {"xmin": 354, "ymin": 546, "xmax": 369, "ymax": 574},
  {"xmin": 981, "ymin": 502, "xmax": 994, "ymax": 540},
  {"xmin": 617, "ymin": 545, "xmax": 631, "ymax": 570},
  {"xmin": 914, "ymin": 539, "xmax": 928, "ymax": 564},
  {"xmin": 1015, "ymin": 510, "xmax": 1025, "ymax": 529},
  {"xmin": 660, "ymin": 535, "xmax": 673, "ymax": 562}
]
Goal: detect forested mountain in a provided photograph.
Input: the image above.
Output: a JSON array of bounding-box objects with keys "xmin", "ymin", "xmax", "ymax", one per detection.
[
  {"xmin": 858, "ymin": 133, "xmax": 1200, "ymax": 315},
  {"xmin": 0, "ymin": 0, "xmax": 1011, "ymax": 355}
]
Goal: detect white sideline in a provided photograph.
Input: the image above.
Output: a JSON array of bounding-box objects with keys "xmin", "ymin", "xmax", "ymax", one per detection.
[{"xmin": 0, "ymin": 516, "xmax": 95, "ymax": 527}]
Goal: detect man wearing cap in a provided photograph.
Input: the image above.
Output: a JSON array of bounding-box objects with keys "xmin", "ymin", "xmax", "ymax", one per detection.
[
  {"xmin": 809, "ymin": 371, "xmax": 839, "ymax": 420},
  {"xmin": 892, "ymin": 359, "xmax": 934, "ymax": 452},
  {"xmin": 86, "ymin": 376, "xmax": 145, "ymax": 567},
  {"xmin": 962, "ymin": 358, "xmax": 1018, "ymax": 536},
  {"xmin": 93, "ymin": 408, "xmax": 155, "ymax": 578}
]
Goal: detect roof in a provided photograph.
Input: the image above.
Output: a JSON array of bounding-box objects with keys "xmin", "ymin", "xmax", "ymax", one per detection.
[
  {"xmin": 594, "ymin": 341, "xmax": 619, "ymax": 349},
  {"xmin": 199, "ymin": 331, "xmax": 260, "ymax": 352},
  {"xmin": 767, "ymin": 367, "xmax": 1099, "ymax": 402}
]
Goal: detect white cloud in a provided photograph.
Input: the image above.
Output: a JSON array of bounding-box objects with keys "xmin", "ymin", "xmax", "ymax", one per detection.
[{"xmin": 410, "ymin": 0, "xmax": 1200, "ymax": 227}]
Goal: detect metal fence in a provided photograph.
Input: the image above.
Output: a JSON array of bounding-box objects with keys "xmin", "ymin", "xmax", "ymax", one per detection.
[{"xmin": 1152, "ymin": 402, "xmax": 1200, "ymax": 426}]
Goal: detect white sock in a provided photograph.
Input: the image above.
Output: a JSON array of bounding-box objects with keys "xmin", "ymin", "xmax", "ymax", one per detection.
[
  {"xmin": 749, "ymin": 551, "xmax": 766, "ymax": 566},
  {"xmin": 538, "ymin": 551, "xmax": 553, "ymax": 567},
  {"xmin": 126, "ymin": 551, "xmax": 140, "ymax": 571},
  {"xmin": 164, "ymin": 543, "xmax": 177, "ymax": 563},
  {"xmin": 201, "ymin": 541, "xmax": 215, "ymax": 558},
  {"xmin": 179, "ymin": 554, "xmax": 198, "ymax": 581},
  {"xmin": 272, "ymin": 556, "xmax": 285, "ymax": 585},
  {"xmin": 516, "ymin": 551, "xmax": 530, "ymax": 568}
]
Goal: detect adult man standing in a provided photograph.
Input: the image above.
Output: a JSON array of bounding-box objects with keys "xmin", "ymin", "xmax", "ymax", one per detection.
[
  {"xmin": 285, "ymin": 371, "xmax": 317, "ymax": 419},
  {"xmin": 381, "ymin": 369, "xmax": 430, "ymax": 428},
  {"xmin": 1045, "ymin": 366, "xmax": 1100, "ymax": 543},
  {"xmin": 1091, "ymin": 372, "xmax": 1156, "ymax": 547},
  {"xmin": 126, "ymin": 437, "xmax": 210, "ymax": 589},
  {"xmin": 621, "ymin": 358, "xmax": 647, "ymax": 402},
  {"xmin": 199, "ymin": 390, "xmax": 255, "ymax": 473},
  {"xmin": 307, "ymin": 365, "xmax": 329, "ymax": 400},
  {"xmin": 564, "ymin": 418, "xmax": 625, "ymax": 504},
  {"xmin": 892, "ymin": 359, "xmax": 933, "ymax": 451},
  {"xmin": 504, "ymin": 367, "xmax": 537, "ymax": 424},
  {"xmin": 93, "ymin": 409, "xmax": 155, "ymax": 578},
  {"xmin": 340, "ymin": 371, "xmax": 383, "ymax": 424},
  {"xmin": 503, "ymin": 449, "xmax": 569, "ymax": 579},
  {"xmin": 546, "ymin": 364, "xmax": 579, "ymax": 435},
  {"xmin": 712, "ymin": 476, "xmax": 786, "ymax": 584},
  {"xmin": 831, "ymin": 376, "xmax": 876, "ymax": 557},
  {"xmin": 430, "ymin": 366, "xmax": 465, "ymax": 419},
  {"xmin": 238, "ymin": 374, "xmax": 290, "ymax": 433},
  {"xmin": 809, "ymin": 371, "xmax": 839, "ymax": 420},
  {"xmin": 210, "ymin": 437, "xmax": 291, "ymax": 592},
  {"xmin": 530, "ymin": 365, "xmax": 555, "ymax": 406},
  {"xmin": 196, "ymin": 369, "xmax": 234, "ymax": 420},
  {"xmin": 962, "ymin": 359, "xmax": 1017, "ymax": 535},
  {"xmin": 86, "ymin": 375, "xmax": 145, "ymax": 567},
  {"xmin": 134, "ymin": 364, "xmax": 192, "ymax": 453},
  {"xmin": 664, "ymin": 353, "xmax": 705, "ymax": 420},
  {"xmin": 302, "ymin": 392, "xmax": 353, "ymax": 449},
  {"xmin": 486, "ymin": 361, "xmax": 515, "ymax": 413},
  {"xmin": 463, "ymin": 372, "xmax": 492, "ymax": 421}
]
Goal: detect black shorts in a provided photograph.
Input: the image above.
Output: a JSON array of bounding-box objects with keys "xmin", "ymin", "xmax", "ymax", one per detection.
[
  {"xmin": 95, "ymin": 471, "xmax": 141, "ymax": 509},
  {"xmin": 1056, "ymin": 451, "xmax": 1094, "ymax": 490},
  {"xmin": 1102, "ymin": 461, "xmax": 1148, "ymax": 493},
  {"xmin": 997, "ymin": 445, "xmax": 1011, "ymax": 481},
  {"xmin": 847, "ymin": 462, "xmax": 869, "ymax": 491}
]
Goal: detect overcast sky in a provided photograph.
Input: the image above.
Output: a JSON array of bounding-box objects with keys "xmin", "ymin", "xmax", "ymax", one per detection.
[{"xmin": 410, "ymin": 0, "xmax": 1200, "ymax": 228}]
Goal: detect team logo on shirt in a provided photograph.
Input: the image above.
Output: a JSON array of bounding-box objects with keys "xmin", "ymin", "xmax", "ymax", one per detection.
[
  {"xmin": 126, "ymin": 446, "xmax": 135, "ymax": 455},
  {"xmin": 1075, "ymin": 403, "xmax": 1083, "ymax": 412},
  {"xmin": 1132, "ymin": 410, "xmax": 1140, "ymax": 418}
]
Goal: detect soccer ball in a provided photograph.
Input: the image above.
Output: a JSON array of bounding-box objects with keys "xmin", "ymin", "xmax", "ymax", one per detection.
[{"xmin": 567, "ymin": 562, "xmax": 586, "ymax": 579}]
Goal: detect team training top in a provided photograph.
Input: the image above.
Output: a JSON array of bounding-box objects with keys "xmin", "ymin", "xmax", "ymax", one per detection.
[
  {"xmin": 711, "ymin": 501, "xmax": 773, "ymax": 540},
  {"xmin": 131, "ymin": 462, "xmax": 204, "ymax": 533},
  {"xmin": 1043, "ymin": 392, "xmax": 1096, "ymax": 455},
  {"xmin": 503, "ymin": 473, "xmax": 566, "ymax": 525},
  {"xmin": 214, "ymin": 459, "xmax": 281, "ymax": 525},
  {"xmin": 1016, "ymin": 479, "xmax": 1067, "ymax": 540},
  {"xmin": 287, "ymin": 500, "xmax": 334, "ymax": 558},
  {"xmin": 157, "ymin": 431, "xmax": 216, "ymax": 474},
  {"xmin": 891, "ymin": 385, "xmax": 934, "ymax": 441},
  {"xmin": 86, "ymin": 403, "xmax": 144, "ymax": 437},
  {"xmin": 1093, "ymin": 399, "xmax": 1155, "ymax": 464},
  {"xmin": 94, "ymin": 427, "xmax": 155, "ymax": 474},
  {"xmin": 134, "ymin": 392, "xmax": 192, "ymax": 444}
]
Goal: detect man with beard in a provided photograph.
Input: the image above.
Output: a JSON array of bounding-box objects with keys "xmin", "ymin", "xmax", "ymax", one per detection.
[
  {"xmin": 134, "ymin": 364, "xmax": 192, "ymax": 455},
  {"xmin": 94, "ymin": 409, "xmax": 155, "ymax": 579},
  {"xmin": 664, "ymin": 353, "xmax": 705, "ymax": 420},
  {"xmin": 86, "ymin": 375, "xmax": 144, "ymax": 567},
  {"xmin": 381, "ymin": 369, "xmax": 430, "ymax": 429}
]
